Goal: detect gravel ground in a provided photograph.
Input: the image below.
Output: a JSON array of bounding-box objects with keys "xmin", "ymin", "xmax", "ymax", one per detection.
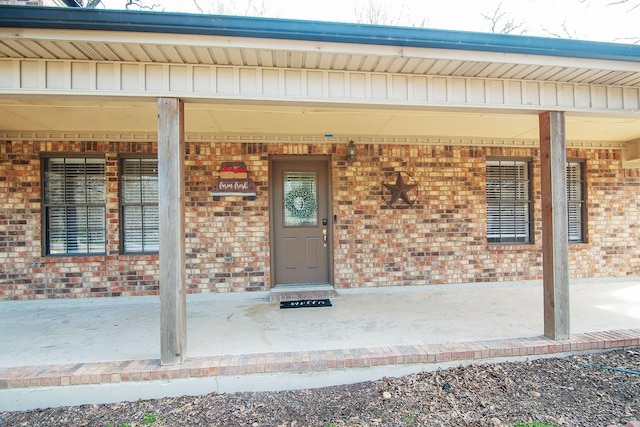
[{"xmin": 1, "ymin": 348, "xmax": 639, "ymax": 427}]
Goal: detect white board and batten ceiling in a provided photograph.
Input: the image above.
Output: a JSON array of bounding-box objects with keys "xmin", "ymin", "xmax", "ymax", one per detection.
[{"xmin": 0, "ymin": 25, "xmax": 639, "ymax": 148}]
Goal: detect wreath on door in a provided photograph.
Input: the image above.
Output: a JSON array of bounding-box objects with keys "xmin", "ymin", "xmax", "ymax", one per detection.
[{"xmin": 284, "ymin": 186, "xmax": 317, "ymax": 219}]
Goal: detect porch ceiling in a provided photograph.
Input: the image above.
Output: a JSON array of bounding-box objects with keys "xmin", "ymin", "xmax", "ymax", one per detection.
[
  {"xmin": 1, "ymin": 97, "xmax": 639, "ymax": 143},
  {"xmin": 2, "ymin": 28, "xmax": 640, "ymax": 88},
  {"xmin": 1, "ymin": 10, "xmax": 639, "ymax": 144}
]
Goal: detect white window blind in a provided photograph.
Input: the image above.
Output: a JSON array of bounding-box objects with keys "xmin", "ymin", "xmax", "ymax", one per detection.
[
  {"xmin": 121, "ymin": 158, "xmax": 159, "ymax": 253},
  {"xmin": 486, "ymin": 160, "xmax": 531, "ymax": 244},
  {"xmin": 43, "ymin": 157, "xmax": 106, "ymax": 255},
  {"xmin": 567, "ymin": 161, "xmax": 585, "ymax": 242}
]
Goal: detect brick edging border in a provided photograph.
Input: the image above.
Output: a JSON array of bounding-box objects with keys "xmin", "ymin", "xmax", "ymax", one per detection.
[{"xmin": 1, "ymin": 329, "xmax": 638, "ymax": 390}]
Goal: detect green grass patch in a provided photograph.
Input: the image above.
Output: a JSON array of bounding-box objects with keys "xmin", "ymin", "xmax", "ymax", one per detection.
[
  {"xmin": 106, "ymin": 413, "xmax": 158, "ymax": 427},
  {"xmin": 141, "ymin": 413, "xmax": 157, "ymax": 425}
]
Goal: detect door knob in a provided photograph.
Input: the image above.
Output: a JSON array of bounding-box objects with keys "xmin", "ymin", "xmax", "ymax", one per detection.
[{"xmin": 322, "ymin": 229, "xmax": 327, "ymax": 247}]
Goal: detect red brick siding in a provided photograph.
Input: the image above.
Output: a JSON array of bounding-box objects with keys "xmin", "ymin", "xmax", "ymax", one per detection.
[
  {"xmin": 571, "ymin": 149, "xmax": 640, "ymax": 277},
  {"xmin": 0, "ymin": 140, "xmax": 638, "ymax": 300},
  {"xmin": 0, "ymin": 141, "xmax": 160, "ymax": 299}
]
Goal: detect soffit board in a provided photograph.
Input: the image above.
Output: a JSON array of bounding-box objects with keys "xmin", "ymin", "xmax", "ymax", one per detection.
[{"xmin": 1, "ymin": 28, "xmax": 639, "ymax": 88}]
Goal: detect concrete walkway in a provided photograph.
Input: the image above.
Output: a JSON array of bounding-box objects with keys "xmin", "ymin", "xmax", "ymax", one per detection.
[{"xmin": 1, "ymin": 277, "xmax": 639, "ymax": 411}]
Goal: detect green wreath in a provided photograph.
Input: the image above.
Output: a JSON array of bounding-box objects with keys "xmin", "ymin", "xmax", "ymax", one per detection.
[{"xmin": 284, "ymin": 186, "xmax": 317, "ymax": 219}]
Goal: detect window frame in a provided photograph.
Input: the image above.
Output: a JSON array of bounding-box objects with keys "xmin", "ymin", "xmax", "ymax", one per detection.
[
  {"xmin": 486, "ymin": 158, "xmax": 533, "ymax": 245},
  {"xmin": 41, "ymin": 154, "xmax": 107, "ymax": 256},
  {"xmin": 567, "ymin": 159, "xmax": 587, "ymax": 243},
  {"xmin": 119, "ymin": 155, "xmax": 159, "ymax": 255}
]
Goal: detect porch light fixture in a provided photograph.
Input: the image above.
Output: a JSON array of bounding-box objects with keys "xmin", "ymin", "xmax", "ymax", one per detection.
[{"xmin": 346, "ymin": 140, "xmax": 357, "ymax": 163}]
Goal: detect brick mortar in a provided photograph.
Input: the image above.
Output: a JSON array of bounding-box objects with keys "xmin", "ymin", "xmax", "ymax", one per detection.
[
  {"xmin": 1, "ymin": 329, "xmax": 638, "ymax": 390},
  {"xmin": 1, "ymin": 141, "xmax": 639, "ymax": 299}
]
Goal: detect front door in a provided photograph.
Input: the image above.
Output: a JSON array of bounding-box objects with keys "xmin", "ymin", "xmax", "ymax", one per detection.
[{"xmin": 272, "ymin": 158, "xmax": 331, "ymax": 286}]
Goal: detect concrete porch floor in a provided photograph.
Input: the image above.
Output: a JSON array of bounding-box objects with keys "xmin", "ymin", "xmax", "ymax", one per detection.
[{"xmin": 1, "ymin": 277, "xmax": 639, "ymax": 411}]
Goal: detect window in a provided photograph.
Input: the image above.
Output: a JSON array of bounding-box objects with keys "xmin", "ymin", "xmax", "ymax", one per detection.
[
  {"xmin": 120, "ymin": 158, "xmax": 159, "ymax": 253},
  {"xmin": 283, "ymin": 171, "xmax": 318, "ymax": 227},
  {"xmin": 43, "ymin": 157, "xmax": 106, "ymax": 255},
  {"xmin": 567, "ymin": 161, "xmax": 586, "ymax": 243},
  {"xmin": 486, "ymin": 159, "xmax": 532, "ymax": 244}
]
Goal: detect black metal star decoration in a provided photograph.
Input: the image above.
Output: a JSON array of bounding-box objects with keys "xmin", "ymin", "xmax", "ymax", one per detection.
[{"xmin": 382, "ymin": 171, "xmax": 417, "ymax": 207}]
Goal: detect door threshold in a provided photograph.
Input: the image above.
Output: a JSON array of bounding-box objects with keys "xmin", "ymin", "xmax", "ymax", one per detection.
[
  {"xmin": 273, "ymin": 283, "xmax": 332, "ymax": 289},
  {"xmin": 269, "ymin": 283, "xmax": 337, "ymax": 302}
]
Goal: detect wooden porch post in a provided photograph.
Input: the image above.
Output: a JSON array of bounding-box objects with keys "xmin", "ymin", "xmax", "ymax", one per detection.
[
  {"xmin": 539, "ymin": 111, "xmax": 570, "ymax": 340},
  {"xmin": 158, "ymin": 98, "xmax": 187, "ymax": 365}
]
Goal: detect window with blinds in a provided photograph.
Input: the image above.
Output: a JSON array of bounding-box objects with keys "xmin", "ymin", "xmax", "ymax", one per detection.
[
  {"xmin": 486, "ymin": 159, "xmax": 532, "ymax": 244},
  {"xmin": 567, "ymin": 161, "xmax": 586, "ymax": 243},
  {"xmin": 120, "ymin": 158, "xmax": 159, "ymax": 253},
  {"xmin": 43, "ymin": 157, "xmax": 106, "ymax": 255}
]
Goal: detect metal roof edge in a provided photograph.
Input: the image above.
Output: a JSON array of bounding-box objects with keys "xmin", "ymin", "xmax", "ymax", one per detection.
[{"xmin": 1, "ymin": 5, "xmax": 639, "ymax": 63}]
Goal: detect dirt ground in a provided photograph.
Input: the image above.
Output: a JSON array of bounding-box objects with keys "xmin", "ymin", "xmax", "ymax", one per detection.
[{"xmin": 1, "ymin": 348, "xmax": 639, "ymax": 427}]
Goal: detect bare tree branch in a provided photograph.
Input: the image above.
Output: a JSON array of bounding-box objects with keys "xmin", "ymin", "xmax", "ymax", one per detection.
[
  {"xmin": 481, "ymin": 1, "xmax": 526, "ymax": 34},
  {"xmin": 191, "ymin": 0, "xmax": 268, "ymax": 16},
  {"xmin": 608, "ymin": 0, "xmax": 640, "ymax": 11},
  {"xmin": 614, "ymin": 36, "xmax": 640, "ymax": 43},
  {"xmin": 57, "ymin": 0, "xmax": 102, "ymax": 7},
  {"xmin": 125, "ymin": 0, "xmax": 161, "ymax": 10},
  {"xmin": 193, "ymin": 0, "xmax": 205, "ymax": 14},
  {"xmin": 353, "ymin": 0, "xmax": 427, "ymax": 27},
  {"xmin": 354, "ymin": 0, "xmax": 396, "ymax": 25},
  {"xmin": 243, "ymin": 0, "xmax": 266, "ymax": 17},
  {"xmin": 218, "ymin": 0, "xmax": 266, "ymax": 17},
  {"xmin": 541, "ymin": 21, "xmax": 581, "ymax": 39}
]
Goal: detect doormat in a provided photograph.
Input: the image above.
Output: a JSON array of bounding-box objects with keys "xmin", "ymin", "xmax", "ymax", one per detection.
[{"xmin": 280, "ymin": 299, "xmax": 332, "ymax": 309}]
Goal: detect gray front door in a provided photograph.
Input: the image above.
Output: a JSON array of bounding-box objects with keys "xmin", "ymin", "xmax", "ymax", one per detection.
[{"xmin": 272, "ymin": 158, "xmax": 331, "ymax": 285}]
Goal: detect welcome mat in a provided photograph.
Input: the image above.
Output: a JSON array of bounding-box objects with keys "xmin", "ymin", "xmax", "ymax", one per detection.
[{"xmin": 280, "ymin": 299, "xmax": 332, "ymax": 309}]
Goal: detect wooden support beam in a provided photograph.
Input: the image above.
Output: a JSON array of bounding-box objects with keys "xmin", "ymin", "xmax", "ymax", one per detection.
[
  {"xmin": 539, "ymin": 111, "xmax": 570, "ymax": 340},
  {"xmin": 158, "ymin": 98, "xmax": 187, "ymax": 365}
]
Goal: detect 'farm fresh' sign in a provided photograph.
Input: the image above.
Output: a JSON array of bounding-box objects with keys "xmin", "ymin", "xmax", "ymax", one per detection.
[
  {"xmin": 212, "ymin": 162, "xmax": 256, "ymax": 200},
  {"xmin": 218, "ymin": 180, "xmax": 250, "ymax": 191}
]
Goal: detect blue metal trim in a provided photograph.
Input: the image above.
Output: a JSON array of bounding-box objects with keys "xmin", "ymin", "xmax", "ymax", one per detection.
[{"xmin": 1, "ymin": 5, "xmax": 639, "ymax": 63}]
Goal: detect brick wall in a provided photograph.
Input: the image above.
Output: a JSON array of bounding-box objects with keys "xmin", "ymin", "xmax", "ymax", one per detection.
[
  {"xmin": 1, "ymin": 140, "xmax": 639, "ymax": 300},
  {"xmin": 570, "ymin": 148, "xmax": 640, "ymax": 277}
]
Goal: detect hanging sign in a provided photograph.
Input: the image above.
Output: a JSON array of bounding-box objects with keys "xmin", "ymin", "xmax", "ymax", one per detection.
[{"xmin": 212, "ymin": 162, "xmax": 256, "ymax": 200}]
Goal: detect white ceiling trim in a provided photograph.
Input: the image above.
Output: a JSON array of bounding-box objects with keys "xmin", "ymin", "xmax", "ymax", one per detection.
[{"xmin": 0, "ymin": 130, "xmax": 627, "ymax": 150}]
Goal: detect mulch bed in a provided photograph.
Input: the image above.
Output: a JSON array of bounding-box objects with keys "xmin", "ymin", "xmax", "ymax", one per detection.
[{"xmin": 1, "ymin": 348, "xmax": 639, "ymax": 427}]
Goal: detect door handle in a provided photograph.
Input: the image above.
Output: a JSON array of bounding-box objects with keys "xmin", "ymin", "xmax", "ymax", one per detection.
[{"xmin": 322, "ymin": 229, "xmax": 327, "ymax": 247}]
